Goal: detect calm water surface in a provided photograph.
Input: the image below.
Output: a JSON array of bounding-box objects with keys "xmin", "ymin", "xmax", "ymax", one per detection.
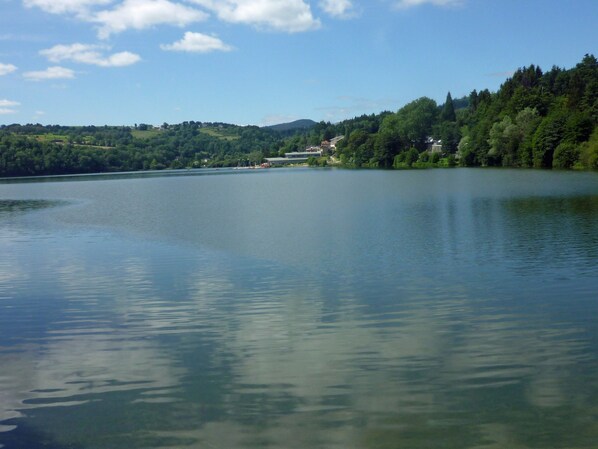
[{"xmin": 1, "ymin": 168, "xmax": 598, "ymax": 448}]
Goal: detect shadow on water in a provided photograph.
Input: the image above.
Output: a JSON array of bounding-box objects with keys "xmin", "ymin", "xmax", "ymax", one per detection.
[
  {"xmin": 0, "ymin": 167, "xmax": 286, "ymax": 185},
  {"xmin": 500, "ymin": 195, "xmax": 598, "ymax": 268},
  {"xmin": 503, "ymin": 194, "xmax": 598, "ymax": 216},
  {"xmin": 0, "ymin": 200, "xmax": 68, "ymax": 216},
  {"xmin": 1, "ymin": 422, "xmax": 84, "ymax": 449}
]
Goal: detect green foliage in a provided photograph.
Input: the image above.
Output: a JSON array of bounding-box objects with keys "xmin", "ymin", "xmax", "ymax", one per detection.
[
  {"xmin": 307, "ymin": 156, "xmax": 328, "ymax": 167},
  {"xmin": 553, "ymin": 141, "xmax": 580, "ymax": 169},
  {"xmin": 199, "ymin": 126, "xmax": 240, "ymax": 141},
  {"xmin": 565, "ymin": 112, "xmax": 593, "ymax": 143},
  {"xmin": 439, "ymin": 121, "xmax": 460, "ymax": 154},
  {"xmin": 579, "ymin": 127, "xmax": 598, "ymax": 169},
  {"xmin": 131, "ymin": 128, "xmax": 162, "ymax": 140},
  {"xmin": 515, "ymin": 107, "xmax": 541, "ymax": 167},
  {"xmin": 532, "ymin": 111, "xmax": 567, "ymax": 168},
  {"xmin": 445, "ymin": 155, "xmax": 458, "ymax": 167},
  {"xmin": 395, "ymin": 97, "xmax": 438, "ymax": 150},
  {"xmin": 393, "ymin": 148, "xmax": 420, "ymax": 168},
  {"xmin": 459, "ymin": 148, "xmax": 476, "ymax": 167},
  {"xmin": 247, "ymin": 150, "xmax": 264, "ymax": 164},
  {"xmin": 1, "ymin": 55, "xmax": 597, "ymax": 176},
  {"xmin": 0, "ymin": 121, "xmax": 285, "ymax": 176},
  {"xmin": 337, "ymin": 129, "xmax": 376, "ymax": 168},
  {"xmin": 488, "ymin": 116, "xmax": 520, "ymax": 166},
  {"xmin": 374, "ymin": 114, "xmax": 405, "ymax": 167},
  {"xmin": 440, "ymin": 92, "xmax": 457, "ymax": 122},
  {"xmin": 449, "ymin": 54, "xmax": 597, "ymax": 169}
]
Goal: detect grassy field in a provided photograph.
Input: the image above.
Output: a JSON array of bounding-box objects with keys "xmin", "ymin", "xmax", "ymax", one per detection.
[
  {"xmin": 131, "ymin": 127, "xmax": 239, "ymax": 141},
  {"xmin": 131, "ymin": 128, "xmax": 162, "ymax": 140},
  {"xmin": 199, "ymin": 127, "xmax": 240, "ymax": 141},
  {"xmin": 30, "ymin": 134, "xmax": 113, "ymax": 149},
  {"xmin": 33, "ymin": 133, "xmax": 69, "ymax": 143}
]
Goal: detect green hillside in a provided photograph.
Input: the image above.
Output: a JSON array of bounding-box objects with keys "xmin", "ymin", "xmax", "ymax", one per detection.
[{"xmin": 1, "ymin": 55, "xmax": 596, "ymax": 177}]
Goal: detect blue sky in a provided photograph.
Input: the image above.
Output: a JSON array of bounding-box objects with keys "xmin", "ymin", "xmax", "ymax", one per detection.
[{"xmin": 0, "ymin": 0, "xmax": 596, "ymax": 126}]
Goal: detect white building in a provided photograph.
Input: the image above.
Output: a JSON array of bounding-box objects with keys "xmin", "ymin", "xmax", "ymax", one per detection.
[{"xmin": 265, "ymin": 150, "xmax": 323, "ymax": 166}]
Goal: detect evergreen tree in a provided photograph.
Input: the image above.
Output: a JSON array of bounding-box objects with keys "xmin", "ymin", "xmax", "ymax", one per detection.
[{"xmin": 441, "ymin": 92, "xmax": 457, "ymax": 122}]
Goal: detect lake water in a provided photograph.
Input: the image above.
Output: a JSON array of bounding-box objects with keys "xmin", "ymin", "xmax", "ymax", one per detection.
[{"xmin": 1, "ymin": 167, "xmax": 598, "ymax": 449}]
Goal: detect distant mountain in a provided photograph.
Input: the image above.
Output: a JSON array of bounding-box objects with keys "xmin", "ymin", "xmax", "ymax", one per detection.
[{"xmin": 265, "ymin": 119, "xmax": 317, "ymax": 132}]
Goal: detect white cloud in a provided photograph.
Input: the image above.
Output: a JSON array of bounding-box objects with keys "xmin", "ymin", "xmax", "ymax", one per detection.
[
  {"xmin": 0, "ymin": 63, "xmax": 18, "ymax": 75},
  {"xmin": 0, "ymin": 99, "xmax": 20, "ymax": 114},
  {"xmin": 189, "ymin": 0, "xmax": 321, "ymax": 33},
  {"xmin": 161, "ymin": 32, "xmax": 233, "ymax": 53},
  {"xmin": 23, "ymin": 66, "xmax": 76, "ymax": 81},
  {"xmin": 23, "ymin": 0, "xmax": 113, "ymax": 15},
  {"xmin": 22, "ymin": 0, "xmax": 347, "ymax": 41},
  {"xmin": 319, "ymin": 0, "xmax": 354, "ymax": 18},
  {"xmin": 24, "ymin": 0, "xmax": 330, "ymax": 38},
  {"xmin": 394, "ymin": 0, "xmax": 463, "ymax": 8},
  {"xmin": 0, "ymin": 99, "xmax": 20, "ymax": 108},
  {"xmin": 40, "ymin": 43, "xmax": 141, "ymax": 67},
  {"xmin": 92, "ymin": 0, "xmax": 208, "ymax": 38}
]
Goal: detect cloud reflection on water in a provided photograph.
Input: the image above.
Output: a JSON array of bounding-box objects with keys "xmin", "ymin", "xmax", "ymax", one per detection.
[
  {"xmin": 3, "ymin": 232, "xmax": 593, "ymax": 448},
  {"xmin": 1, "ymin": 171, "xmax": 598, "ymax": 448}
]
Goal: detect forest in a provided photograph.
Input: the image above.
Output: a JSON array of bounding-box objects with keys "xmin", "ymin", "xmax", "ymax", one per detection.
[
  {"xmin": 329, "ymin": 54, "xmax": 597, "ymax": 170},
  {"xmin": 0, "ymin": 54, "xmax": 596, "ymax": 177}
]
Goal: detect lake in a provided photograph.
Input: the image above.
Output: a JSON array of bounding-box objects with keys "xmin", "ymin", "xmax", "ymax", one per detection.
[{"xmin": 1, "ymin": 167, "xmax": 598, "ymax": 449}]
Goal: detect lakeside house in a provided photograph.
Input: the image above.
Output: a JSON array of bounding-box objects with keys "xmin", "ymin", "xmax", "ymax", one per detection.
[
  {"xmin": 264, "ymin": 135, "xmax": 345, "ymax": 166},
  {"xmin": 265, "ymin": 150, "xmax": 323, "ymax": 166},
  {"xmin": 321, "ymin": 135, "xmax": 345, "ymax": 155},
  {"xmin": 330, "ymin": 135, "xmax": 345, "ymax": 149},
  {"xmin": 426, "ymin": 137, "xmax": 443, "ymax": 153}
]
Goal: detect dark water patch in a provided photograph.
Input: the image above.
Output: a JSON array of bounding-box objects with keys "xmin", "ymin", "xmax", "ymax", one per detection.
[
  {"xmin": 0, "ymin": 167, "xmax": 294, "ymax": 185},
  {"xmin": 498, "ymin": 195, "xmax": 598, "ymax": 277},
  {"xmin": 0, "ymin": 421, "xmax": 85, "ymax": 449},
  {"xmin": 0, "ymin": 200, "xmax": 68, "ymax": 216}
]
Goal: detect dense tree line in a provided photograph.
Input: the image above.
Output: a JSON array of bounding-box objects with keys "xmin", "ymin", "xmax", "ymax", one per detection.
[
  {"xmin": 333, "ymin": 54, "xmax": 597, "ymax": 169},
  {"xmin": 2, "ymin": 123, "xmax": 134, "ymax": 148},
  {"xmin": 1, "ymin": 54, "xmax": 596, "ymax": 177},
  {"xmin": 0, "ymin": 122, "xmax": 284, "ymax": 176}
]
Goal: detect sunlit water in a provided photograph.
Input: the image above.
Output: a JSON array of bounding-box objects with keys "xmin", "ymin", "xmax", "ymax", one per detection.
[{"xmin": 1, "ymin": 168, "xmax": 598, "ymax": 449}]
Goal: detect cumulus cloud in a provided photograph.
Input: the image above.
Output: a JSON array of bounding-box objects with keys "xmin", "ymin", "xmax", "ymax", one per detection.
[
  {"xmin": 40, "ymin": 43, "xmax": 141, "ymax": 67},
  {"xmin": 23, "ymin": 0, "xmax": 113, "ymax": 16},
  {"xmin": 23, "ymin": 0, "xmax": 209, "ymax": 38},
  {"xmin": 161, "ymin": 32, "xmax": 233, "ymax": 53},
  {"xmin": 92, "ymin": 0, "xmax": 208, "ymax": 38},
  {"xmin": 23, "ymin": 66, "xmax": 76, "ymax": 81},
  {"xmin": 23, "ymin": 0, "xmax": 340, "ymax": 37},
  {"xmin": 0, "ymin": 63, "xmax": 18, "ymax": 75},
  {"xmin": 0, "ymin": 99, "xmax": 20, "ymax": 114},
  {"xmin": 0, "ymin": 99, "xmax": 20, "ymax": 107},
  {"xmin": 394, "ymin": 0, "xmax": 463, "ymax": 8},
  {"xmin": 319, "ymin": 0, "xmax": 354, "ymax": 18},
  {"xmin": 188, "ymin": 0, "xmax": 321, "ymax": 33},
  {"xmin": 21, "ymin": 0, "xmax": 363, "ymax": 40}
]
